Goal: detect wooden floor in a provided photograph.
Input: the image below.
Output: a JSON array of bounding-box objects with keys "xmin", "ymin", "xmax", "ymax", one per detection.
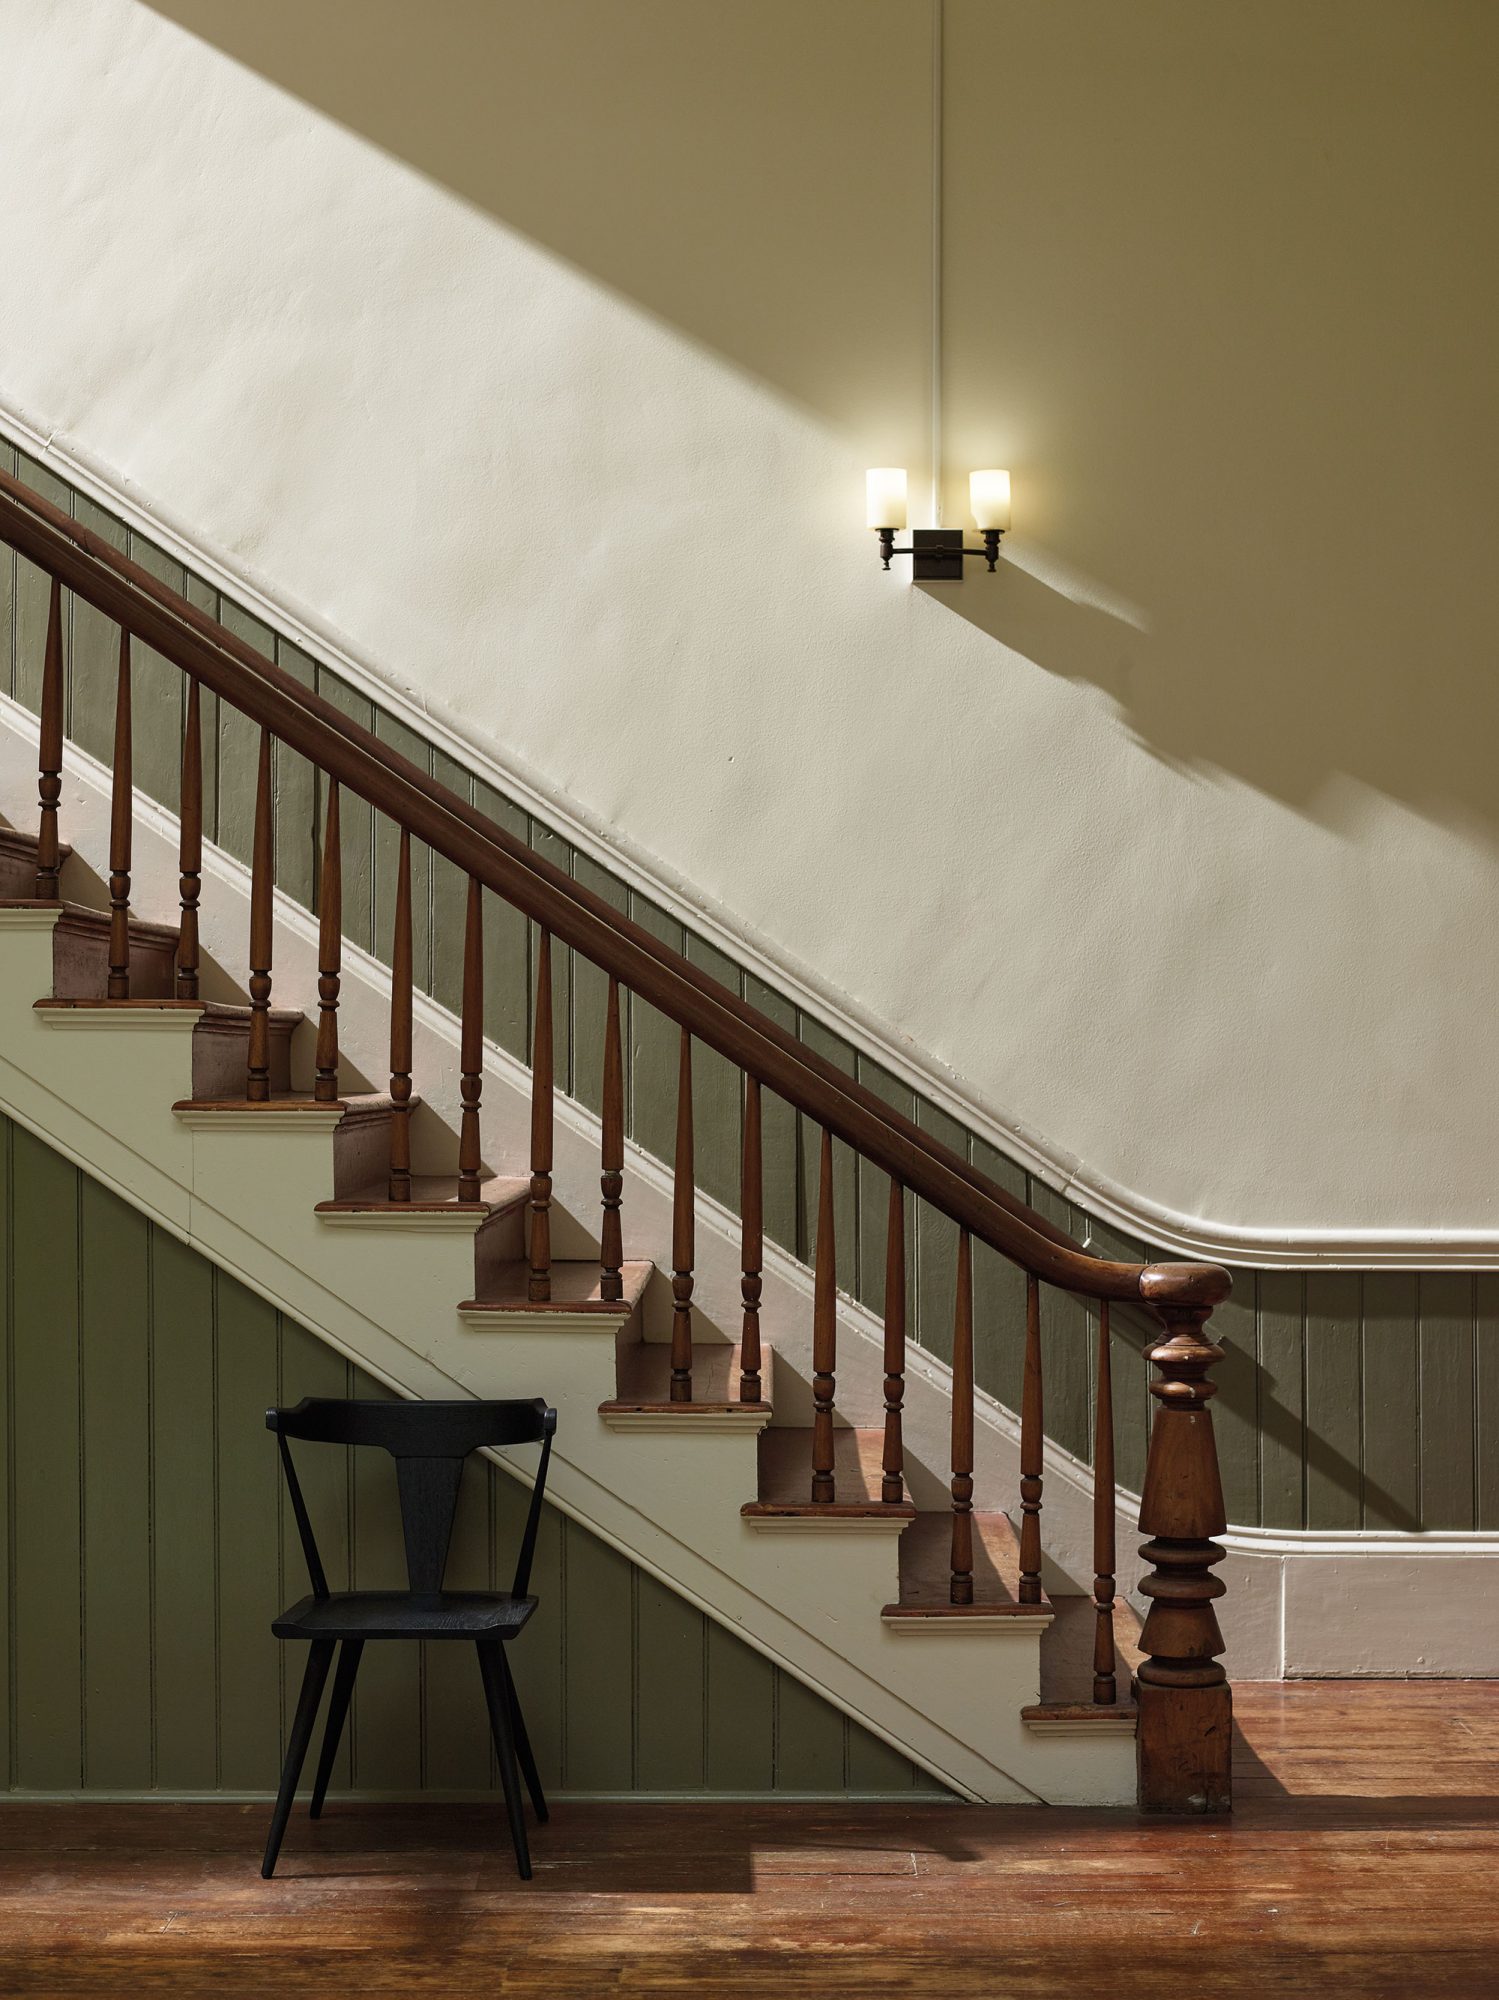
[{"xmin": 3, "ymin": 1682, "xmax": 1497, "ymax": 1997}]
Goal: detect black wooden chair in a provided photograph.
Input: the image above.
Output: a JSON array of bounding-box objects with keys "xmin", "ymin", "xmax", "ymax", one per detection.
[{"xmin": 262, "ymin": 1396, "xmax": 557, "ymax": 1880}]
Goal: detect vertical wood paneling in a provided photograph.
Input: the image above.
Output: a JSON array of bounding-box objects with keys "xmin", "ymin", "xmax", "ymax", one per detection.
[
  {"xmin": 1026, "ymin": 1179, "xmax": 1091, "ymax": 1465},
  {"xmin": 1305, "ymin": 1273, "xmax": 1363, "ymax": 1531},
  {"xmin": 627, "ymin": 894, "xmax": 683, "ymax": 1168},
  {"xmin": 705, "ymin": 1622, "xmax": 774, "ymax": 1791},
  {"xmin": 316, "ymin": 668, "xmax": 375, "ymax": 954},
  {"xmin": 1211, "ymin": 1276, "xmax": 1261, "ymax": 1529},
  {"xmin": 913, "ymin": 1100, "xmax": 964, "ymax": 1369},
  {"xmin": 80, "ymin": 1180, "xmax": 152, "ymax": 1788},
  {"xmin": 1478, "ymin": 1274, "xmax": 1499, "ymax": 1532},
  {"xmin": 473, "ymin": 779, "xmax": 531, "ymax": 1064},
  {"xmin": 13, "ymin": 453, "xmax": 70, "ymax": 714},
  {"xmin": 181, "ymin": 574, "xmax": 222, "ymax": 841},
  {"xmin": 123, "ymin": 532, "xmax": 186, "ymax": 813},
  {"xmin": 746, "ymin": 974, "xmax": 800, "ymax": 1259},
  {"xmin": 214, "ymin": 1273, "xmax": 283, "ymax": 1792},
  {"xmin": 528, "ymin": 822, "xmax": 573, "ymax": 1093},
  {"xmin": 68, "ymin": 498, "xmax": 128, "ymax": 766},
  {"xmin": 775, "ymin": 1673, "xmax": 845, "ymax": 1793},
  {"xmin": 273, "ymin": 639, "xmax": 318, "ymax": 908},
  {"xmin": 684, "ymin": 933, "xmax": 743, "ymax": 1214},
  {"xmin": 215, "ymin": 603, "xmax": 275, "ymax": 866},
  {"xmin": 1420, "ymin": 1273, "xmax": 1477, "ymax": 1530},
  {"xmin": 149, "ymin": 1231, "xmax": 219, "ymax": 1790},
  {"xmin": 798, "ymin": 1019, "xmax": 858, "ymax": 1286},
  {"xmin": 1361, "ymin": 1272, "xmax": 1421, "ymax": 1532},
  {"xmin": 374, "ymin": 713, "xmax": 433, "ymax": 999},
  {"xmin": 497, "ymin": 1470, "xmax": 562, "ymax": 1791},
  {"xmin": 1257, "ymin": 1271, "xmax": 1305, "ymax": 1530},
  {"xmin": 10, "ymin": 1127, "xmax": 82, "ymax": 1788},
  {"xmin": 421, "ymin": 1453, "xmax": 492, "ymax": 1792},
  {"xmin": 968, "ymin": 1136, "xmax": 1028, "ymax": 1421},
  {"xmin": 561, "ymin": 1523, "xmax": 633, "ymax": 1790},
  {"xmin": 571, "ymin": 856, "xmax": 629, "ymax": 1121},
  {"xmin": 635, "ymin": 1572, "xmax": 706, "ymax": 1791},
  {"xmin": 0, "ymin": 438, "xmax": 15, "ymax": 705},
  {"xmin": 429, "ymin": 750, "xmax": 473, "ymax": 1023}
]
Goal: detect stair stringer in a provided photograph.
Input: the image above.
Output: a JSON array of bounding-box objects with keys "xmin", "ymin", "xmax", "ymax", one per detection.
[{"xmin": 0, "ymin": 732, "xmax": 1137, "ymax": 1807}]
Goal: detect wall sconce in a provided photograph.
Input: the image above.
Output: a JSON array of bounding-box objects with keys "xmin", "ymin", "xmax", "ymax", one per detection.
[{"xmin": 866, "ymin": 468, "xmax": 1010, "ymax": 580}]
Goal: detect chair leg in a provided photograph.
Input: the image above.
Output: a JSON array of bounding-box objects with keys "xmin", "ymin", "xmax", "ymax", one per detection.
[
  {"xmin": 499, "ymin": 1647, "xmax": 548, "ymax": 1823},
  {"xmin": 262, "ymin": 1640, "xmax": 335, "ymax": 1879},
  {"xmin": 477, "ymin": 1640, "xmax": 532, "ymax": 1880},
  {"xmin": 309, "ymin": 1639, "xmax": 364, "ymax": 1820}
]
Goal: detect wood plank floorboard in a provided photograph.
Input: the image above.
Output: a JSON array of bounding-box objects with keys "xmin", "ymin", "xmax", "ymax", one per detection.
[{"xmin": 2, "ymin": 1682, "xmax": 1498, "ymax": 1997}]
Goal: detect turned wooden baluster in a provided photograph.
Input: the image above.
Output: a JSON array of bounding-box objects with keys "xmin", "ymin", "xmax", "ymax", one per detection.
[
  {"xmin": 881, "ymin": 1177, "xmax": 906, "ymax": 1504},
  {"xmin": 458, "ymin": 875, "xmax": 484, "ymax": 1202},
  {"xmin": 670, "ymin": 1027, "xmax": 695, "ymax": 1402},
  {"xmin": 176, "ymin": 678, "xmax": 203, "ymax": 1000},
  {"xmin": 949, "ymin": 1229, "xmax": 975, "ymax": 1603},
  {"xmin": 107, "ymin": 629, "xmax": 133, "ymax": 998},
  {"xmin": 1093, "ymin": 1298, "xmax": 1117, "ymax": 1704},
  {"xmin": 246, "ymin": 728, "xmax": 275, "ymax": 1102},
  {"xmin": 314, "ymin": 781, "xmax": 341, "ymax": 1102},
  {"xmin": 738, "ymin": 1074, "xmax": 763, "ymax": 1403},
  {"xmin": 1136, "ymin": 1265, "xmax": 1234, "ymax": 1813},
  {"xmin": 599, "ymin": 974, "xmax": 624, "ymax": 1300},
  {"xmin": 528, "ymin": 929, "xmax": 553, "ymax": 1300},
  {"xmin": 34, "ymin": 576, "xmax": 63, "ymax": 899},
  {"xmin": 810, "ymin": 1126, "xmax": 837, "ymax": 1502},
  {"xmin": 1018, "ymin": 1271, "xmax": 1044, "ymax": 1603},
  {"xmin": 386, "ymin": 828, "xmax": 413, "ymax": 1201}
]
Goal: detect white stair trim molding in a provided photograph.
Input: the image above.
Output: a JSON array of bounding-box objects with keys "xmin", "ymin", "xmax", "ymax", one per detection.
[{"xmin": 5, "ymin": 400, "xmax": 1497, "ymax": 1270}]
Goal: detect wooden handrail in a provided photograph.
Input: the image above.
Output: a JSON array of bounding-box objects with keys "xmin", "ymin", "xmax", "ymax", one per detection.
[{"xmin": 0, "ymin": 468, "xmax": 1231, "ymax": 1315}]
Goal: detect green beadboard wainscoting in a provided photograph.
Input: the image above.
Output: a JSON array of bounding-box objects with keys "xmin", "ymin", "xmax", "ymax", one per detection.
[
  {"xmin": 0, "ymin": 1116, "xmax": 941, "ymax": 1799},
  {"xmin": 4, "ymin": 442, "xmax": 1499, "ymax": 1537}
]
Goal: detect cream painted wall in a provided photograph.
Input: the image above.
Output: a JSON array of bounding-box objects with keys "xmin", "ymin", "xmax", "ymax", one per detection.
[{"xmin": 0, "ymin": 0, "xmax": 1497, "ymax": 1242}]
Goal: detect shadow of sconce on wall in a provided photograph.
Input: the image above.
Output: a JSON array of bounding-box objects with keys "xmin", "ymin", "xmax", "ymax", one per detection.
[{"xmin": 867, "ymin": 467, "xmax": 1010, "ymax": 580}]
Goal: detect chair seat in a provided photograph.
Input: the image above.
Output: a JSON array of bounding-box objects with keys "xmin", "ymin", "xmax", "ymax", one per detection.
[{"xmin": 273, "ymin": 1590, "xmax": 536, "ymax": 1641}]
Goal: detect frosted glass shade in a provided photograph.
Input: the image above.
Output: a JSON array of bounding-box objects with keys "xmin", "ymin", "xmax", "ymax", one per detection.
[
  {"xmin": 970, "ymin": 469, "xmax": 1012, "ymax": 531},
  {"xmin": 866, "ymin": 468, "xmax": 908, "ymax": 530}
]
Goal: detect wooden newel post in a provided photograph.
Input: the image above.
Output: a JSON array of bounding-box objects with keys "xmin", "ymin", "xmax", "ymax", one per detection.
[{"xmin": 1135, "ymin": 1262, "xmax": 1234, "ymax": 1815}]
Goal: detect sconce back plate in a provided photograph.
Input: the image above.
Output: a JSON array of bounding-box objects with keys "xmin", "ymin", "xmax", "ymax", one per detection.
[{"xmin": 911, "ymin": 529, "xmax": 964, "ymax": 582}]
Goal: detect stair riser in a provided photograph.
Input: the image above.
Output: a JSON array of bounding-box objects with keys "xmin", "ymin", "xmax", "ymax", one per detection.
[
  {"xmin": 192, "ymin": 1018, "xmax": 296, "ymax": 1098},
  {"xmin": 53, "ymin": 917, "xmax": 176, "ymax": 1001}
]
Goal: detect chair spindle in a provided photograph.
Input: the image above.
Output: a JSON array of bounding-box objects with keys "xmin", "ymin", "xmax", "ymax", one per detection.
[
  {"xmin": 881, "ymin": 1176, "xmax": 906, "ymax": 1503},
  {"xmin": 458, "ymin": 875, "xmax": 484, "ymax": 1202},
  {"xmin": 314, "ymin": 780, "xmax": 341, "ymax": 1102},
  {"xmin": 949, "ymin": 1229, "xmax": 974, "ymax": 1603},
  {"xmin": 739, "ymin": 1074, "xmax": 763, "ymax": 1403},
  {"xmin": 670, "ymin": 1027, "xmax": 694, "ymax": 1401},
  {"xmin": 34, "ymin": 575, "xmax": 63, "ymax": 899},
  {"xmin": 177, "ymin": 677, "xmax": 202, "ymax": 999},
  {"xmin": 528, "ymin": 929, "xmax": 553, "ymax": 1300},
  {"xmin": 387, "ymin": 827, "xmax": 413, "ymax": 1201},
  {"xmin": 811, "ymin": 1125, "xmax": 837, "ymax": 1502},
  {"xmin": 246, "ymin": 727, "xmax": 275, "ymax": 1102},
  {"xmin": 599, "ymin": 973, "xmax": 624, "ymax": 1300},
  {"xmin": 1093, "ymin": 1298, "xmax": 1117, "ymax": 1703},
  {"xmin": 107, "ymin": 629, "xmax": 133, "ymax": 998},
  {"xmin": 1019, "ymin": 1271, "xmax": 1044, "ymax": 1604}
]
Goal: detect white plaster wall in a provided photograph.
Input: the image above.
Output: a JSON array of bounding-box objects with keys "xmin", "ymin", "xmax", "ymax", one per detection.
[{"xmin": 1, "ymin": 0, "xmax": 1497, "ymax": 1244}]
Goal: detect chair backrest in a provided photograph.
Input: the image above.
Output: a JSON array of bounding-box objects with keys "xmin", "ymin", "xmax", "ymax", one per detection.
[{"xmin": 266, "ymin": 1398, "xmax": 557, "ymax": 1600}]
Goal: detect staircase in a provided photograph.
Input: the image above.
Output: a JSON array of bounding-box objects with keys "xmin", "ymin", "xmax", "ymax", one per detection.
[{"xmin": 0, "ymin": 464, "xmax": 1236, "ymax": 1811}]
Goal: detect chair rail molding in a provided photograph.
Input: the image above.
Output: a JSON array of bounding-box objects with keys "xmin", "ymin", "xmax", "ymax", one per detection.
[{"xmin": 0, "ymin": 396, "xmax": 1492, "ymax": 1272}]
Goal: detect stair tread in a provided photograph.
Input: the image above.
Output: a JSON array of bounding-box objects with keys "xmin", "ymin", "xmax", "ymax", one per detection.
[
  {"xmin": 462, "ymin": 1260, "xmax": 653, "ymax": 1314},
  {"xmin": 743, "ymin": 1426, "xmax": 915, "ymax": 1518},
  {"xmin": 1028, "ymin": 1595, "xmax": 1143, "ymax": 1714},
  {"xmin": 884, "ymin": 1510, "xmax": 1051, "ymax": 1618},
  {"xmin": 602, "ymin": 1340, "xmax": 771, "ymax": 1413},
  {"xmin": 172, "ymin": 1090, "xmax": 405, "ymax": 1116},
  {"xmin": 317, "ymin": 1175, "xmax": 529, "ymax": 1217},
  {"xmin": 0, "ymin": 826, "xmax": 71, "ymax": 861},
  {"xmin": 35, "ymin": 998, "xmax": 303, "ymax": 1025},
  {"xmin": 0, "ymin": 898, "xmax": 179, "ymax": 944}
]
